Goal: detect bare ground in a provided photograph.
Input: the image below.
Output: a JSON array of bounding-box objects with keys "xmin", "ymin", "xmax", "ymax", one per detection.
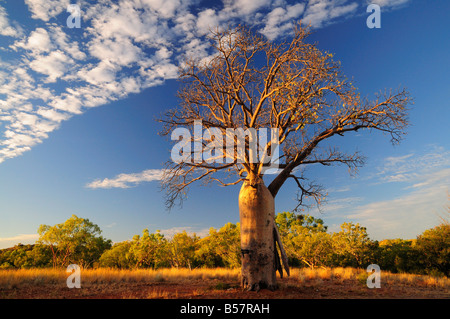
[{"xmin": 1, "ymin": 272, "xmax": 448, "ymax": 299}]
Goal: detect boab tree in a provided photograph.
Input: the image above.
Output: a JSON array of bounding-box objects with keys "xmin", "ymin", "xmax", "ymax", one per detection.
[{"xmin": 159, "ymin": 24, "xmax": 411, "ymax": 291}]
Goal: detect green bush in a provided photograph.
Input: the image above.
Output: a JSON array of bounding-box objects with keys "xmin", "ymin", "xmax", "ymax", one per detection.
[{"xmin": 2, "ymin": 213, "xmax": 449, "ymax": 277}]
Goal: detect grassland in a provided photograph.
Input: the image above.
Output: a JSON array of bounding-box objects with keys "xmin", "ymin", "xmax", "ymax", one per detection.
[{"xmin": 0, "ymin": 267, "xmax": 448, "ymax": 299}]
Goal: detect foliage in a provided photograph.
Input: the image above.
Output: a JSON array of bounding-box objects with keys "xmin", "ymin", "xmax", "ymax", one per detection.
[
  {"xmin": 37, "ymin": 214, "xmax": 111, "ymax": 268},
  {"xmin": 276, "ymin": 212, "xmax": 327, "ymax": 236},
  {"xmin": 166, "ymin": 231, "xmax": 199, "ymax": 269},
  {"xmin": 415, "ymin": 224, "xmax": 450, "ymax": 276},
  {"xmin": 330, "ymin": 222, "xmax": 377, "ymax": 268},
  {"xmin": 130, "ymin": 229, "xmax": 169, "ymax": 269},
  {"xmin": 196, "ymin": 223, "xmax": 241, "ymax": 268},
  {"xmin": 0, "ymin": 244, "xmax": 52, "ymax": 269},
  {"xmin": 285, "ymin": 225, "xmax": 333, "ymax": 269},
  {"xmin": 377, "ymin": 239, "xmax": 420, "ymax": 274},
  {"xmin": 1, "ymin": 213, "xmax": 449, "ymax": 277},
  {"xmin": 98, "ymin": 241, "xmax": 135, "ymax": 269},
  {"xmin": 276, "ymin": 212, "xmax": 331, "ymax": 268}
]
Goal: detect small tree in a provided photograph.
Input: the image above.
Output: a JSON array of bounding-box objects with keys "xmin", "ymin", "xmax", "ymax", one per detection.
[
  {"xmin": 331, "ymin": 222, "xmax": 376, "ymax": 267},
  {"xmin": 167, "ymin": 231, "xmax": 199, "ymax": 269},
  {"xmin": 129, "ymin": 229, "xmax": 168, "ymax": 269},
  {"xmin": 288, "ymin": 225, "xmax": 332, "ymax": 269},
  {"xmin": 276, "ymin": 213, "xmax": 330, "ymax": 268},
  {"xmin": 37, "ymin": 215, "xmax": 111, "ymax": 268},
  {"xmin": 99, "ymin": 241, "xmax": 135, "ymax": 269},
  {"xmin": 415, "ymin": 224, "xmax": 450, "ymax": 276},
  {"xmin": 377, "ymin": 239, "xmax": 419, "ymax": 274},
  {"xmin": 197, "ymin": 223, "xmax": 241, "ymax": 268},
  {"xmin": 160, "ymin": 24, "xmax": 411, "ymax": 290}
]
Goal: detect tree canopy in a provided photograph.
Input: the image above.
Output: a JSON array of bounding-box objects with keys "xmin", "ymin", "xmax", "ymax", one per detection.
[
  {"xmin": 160, "ymin": 24, "xmax": 411, "ymax": 210},
  {"xmin": 37, "ymin": 214, "xmax": 111, "ymax": 268},
  {"xmin": 1, "ymin": 213, "xmax": 448, "ymax": 277}
]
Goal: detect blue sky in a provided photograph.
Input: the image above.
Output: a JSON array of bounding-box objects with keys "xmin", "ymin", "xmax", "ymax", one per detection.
[{"xmin": 0, "ymin": 0, "xmax": 449, "ymax": 249}]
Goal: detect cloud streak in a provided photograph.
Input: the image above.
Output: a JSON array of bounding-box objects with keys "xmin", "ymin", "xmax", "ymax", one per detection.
[
  {"xmin": 159, "ymin": 226, "xmax": 210, "ymax": 239},
  {"xmin": 0, "ymin": 7, "xmax": 22, "ymax": 37},
  {"xmin": 347, "ymin": 173, "xmax": 448, "ymax": 240},
  {"xmin": 86, "ymin": 169, "xmax": 165, "ymax": 189},
  {"xmin": 317, "ymin": 145, "xmax": 449, "ymax": 239},
  {"xmin": 373, "ymin": 146, "xmax": 450, "ymax": 185},
  {"xmin": 368, "ymin": 0, "xmax": 411, "ymax": 10},
  {"xmin": 0, "ymin": 233, "xmax": 39, "ymax": 249},
  {"xmin": 340, "ymin": 146, "xmax": 450, "ymax": 239}
]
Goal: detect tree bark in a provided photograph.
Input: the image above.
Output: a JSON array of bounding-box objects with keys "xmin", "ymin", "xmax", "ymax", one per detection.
[{"xmin": 239, "ymin": 180, "xmax": 277, "ymax": 291}]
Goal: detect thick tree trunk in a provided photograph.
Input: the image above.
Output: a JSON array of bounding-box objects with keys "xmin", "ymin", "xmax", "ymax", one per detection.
[{"xmin": 239, "ymin": 180, "xmax": 277, "ymax": 291}]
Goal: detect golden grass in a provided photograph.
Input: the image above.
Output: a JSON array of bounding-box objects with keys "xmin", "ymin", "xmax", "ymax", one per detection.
[
  {"xmin": 294, "ymin": 267, "xmax": 360, "ymax": 283},
  {"xmin": 0, "ymin": 268, "xmax": 64, "ymax": 289},
  {"xmin": 292, "ymin": 267, "xmax": 450, "ymax": 288},
  {"xmin": 0, "ymin": 267, "xmax": 448, "ymax": 290},
  {"xmin": 145, "ymin": 288, "xmax": 170, "ymax": 299},
  {"xmin": 382, "ymin": 271, "xmax": 449, "ymax": 288},
  {"xmin": 0, "ymin": 267, "xmax": 240, "ymax": 289}
]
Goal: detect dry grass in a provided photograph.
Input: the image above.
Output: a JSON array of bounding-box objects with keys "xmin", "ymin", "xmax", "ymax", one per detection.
[
  {"xmin": 295, "ymin": 267, "xmax": 359, "ymax": 284},
  {"xmin": 2, "ymin": 267, "xmax": 448, "ymax": 288},
  {"xmin": 1, "ymin": 267, "xmax": 448, "ymax": 299},
  {"xmin": 292, "ymin": 267, "xmax": 450, "ymax": 288},
  {"xmin": 382, "ymin": 271, "xmax": 449, "ymax": 288},
  {"xmin": 145, "ymin": 288, "xmax": 170, "ymax": 299},
  {"xmin": 0, "ymin": 268, "xmax": 64, "ymax": 289},
  {"xmin": 0, "ymin": 267, "xmax": 240, "ymax": 289}
]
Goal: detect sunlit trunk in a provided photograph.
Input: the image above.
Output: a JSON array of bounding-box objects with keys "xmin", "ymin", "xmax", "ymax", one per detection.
[{"xmin": 239, "ymin": 180, "xmax": 277, "ymax": 291}]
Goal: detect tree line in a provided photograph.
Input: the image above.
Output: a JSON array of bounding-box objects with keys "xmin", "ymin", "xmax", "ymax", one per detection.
[{"xmin": 1, "ymin": 213, "xmax": 448, "ymax": 277}]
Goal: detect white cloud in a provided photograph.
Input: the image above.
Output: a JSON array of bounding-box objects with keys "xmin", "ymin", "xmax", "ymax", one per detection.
[
  {"xmin": 374, "ymin": 146, "xmax": 450, "ymax": 185},
  {"xmin": 261, "ymin": 3, "xmax": 306, "ymax": 40},
  {"xmin": 86, "ymin": 169, "xmax": 166, "ymax": 189},
  {"xmin": 49, "ymin": 93, "xmax": 83, "ymax": 114},
  {"xmin": 29, "ymin": 50, "xmax": 73, "ymax": 83},
  {"xmin": 0, "ymin": 0, "xmax": 412, "ymax": 164},
  {"xmin": 230, "ymin": 0, "xmax": 272, "ymax": 15},
  {"xmin": 368, "ymin": 0, "xmax": 410, "ymax": 9},
  {"xmin": 0, "ymin": 6, "xmax": 22, "ymax": 37},
  {"xmin": 24, "ymin": 0, "xmax": 70, "ymax": 22},
  {"xmin": 322, "ymin": 196, "xmax": 364, "ymax": 212},
  {"xmin": 77, "ymin": 61, "xmax": 118, "ymax": 85},
  {"xmin": 339, "ymin": 146, "xmax": 450, "ymax": 239},
  {"xmin": 47, "ymin": 25, "xmax": 86, "ymax": 60},
  {"xmin": 159, "ymin": 226, "xmax": 210, "ymax": 238},
  {"xmin": 88, "ymin": 37, "xmax": 143, "ymax": 66},
  {"xmin": 319, "ymin": 146, "xmax": 450, "ymax": 239},
  {"xmin": 328, "ymin": 185, "xmax": 351, "ymax": 193},
  {"xmin": 195, "ymin": 0, "xmax": 275, "ymax": 36},
  {"xmin": 0, "ymin": 234, "xmax": 39, "ymax": 248},
  {"xmin": 12, "ymin": 27, "xmax": 52, "ymax": 53},
  {"xmin": 141, "ymin": 0, "xmax": 190, "ymax": 19},
  {"xmin": 0, "ymin": 145, "xmax": 31, "ymax": 163},
  {"xmin": 120, "ymin": 77, "xmax": 141, "ymax": 94},
  {"xmin": 37, "ymin": 107, "xmax": 71, "ymax": 123},
  {"xmin": 196, "ymin": 9, "xmax": 221, "ymax": 36},
  {"xmin": 346, "ymin": 175, "xmax": 448, "ymax": 240},
  {"xmin": 329, "ymin": 2, "xmax": 358, "ymax": 19},
  {"xmin": 1, "ymin": 130, "xmax": 41, "ymax": 148},
  {"xmin": 303, "ymin": 0, "xmax": 359, "ymax": 28}
]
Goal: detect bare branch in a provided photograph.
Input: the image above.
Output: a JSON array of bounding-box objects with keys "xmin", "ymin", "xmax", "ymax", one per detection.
[{"xmin": 158, "ymin": 23, "xmax": 412, "ymax": 209}]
